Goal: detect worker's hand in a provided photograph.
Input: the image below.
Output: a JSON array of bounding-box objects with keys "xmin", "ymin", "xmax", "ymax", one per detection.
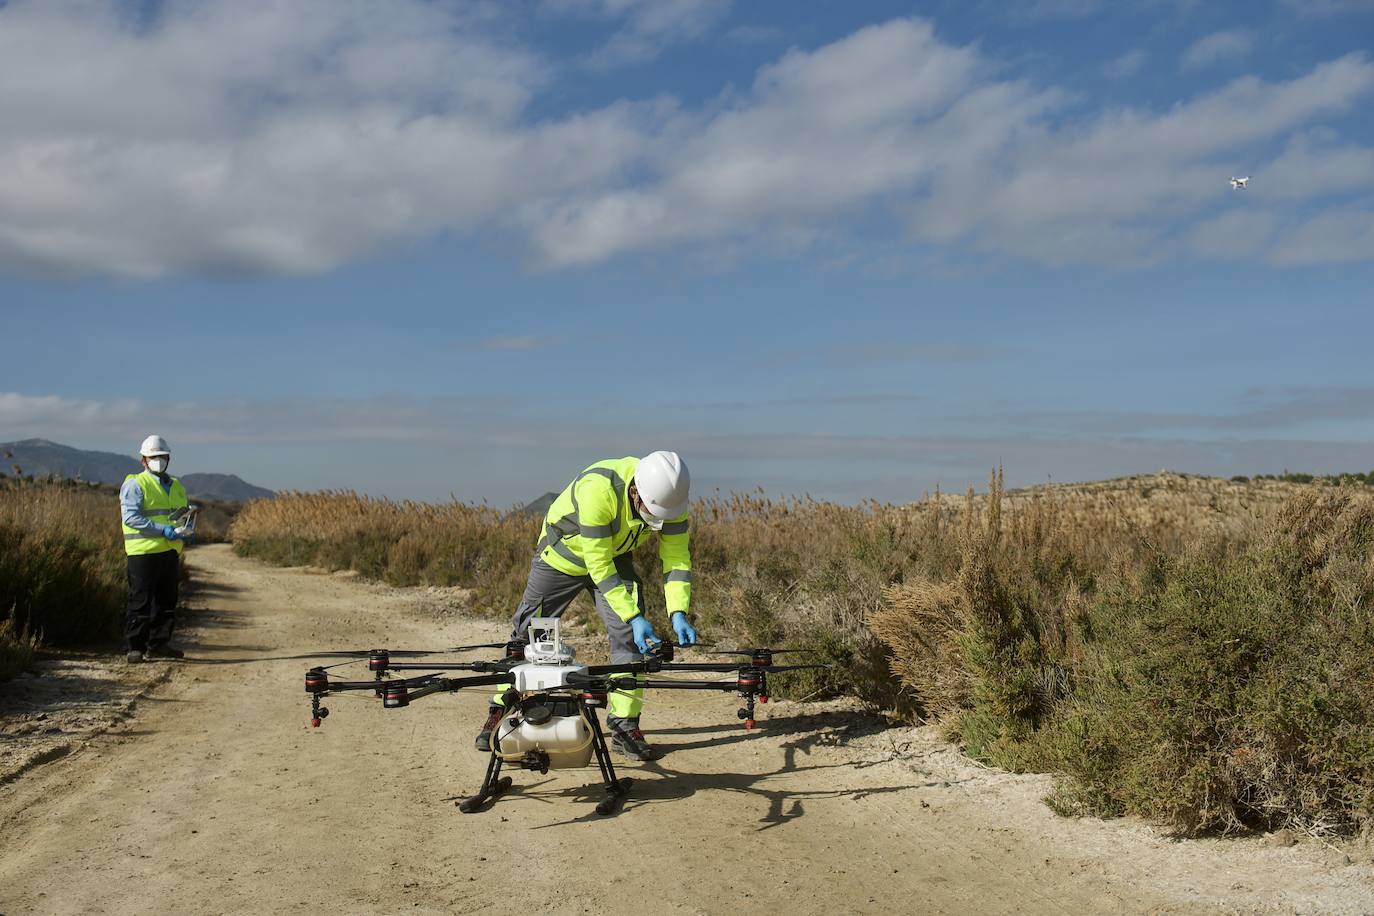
[
  {"xmin": 161, "ymin": 524, "xmax": 180, "ymax": 541},
  {"xmin": 628, "ymin": 614, "xmax": 661, "ymax": 654},
  {"xmin": 670, "ymin": 611, "xmax": 697, "ymax": 647}
]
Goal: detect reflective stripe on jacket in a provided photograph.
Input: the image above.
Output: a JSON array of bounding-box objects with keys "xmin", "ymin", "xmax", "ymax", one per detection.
[
  {"xmin": 537, "ymin": 456, "xmax": 691, "ymax": 622},
  {"xmin": 122, "ymin": 471, "xmax": 188, "ymax": 556}
]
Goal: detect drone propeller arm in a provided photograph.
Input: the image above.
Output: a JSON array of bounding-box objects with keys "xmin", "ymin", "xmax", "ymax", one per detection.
[
  {"xmin": 310, "ymin": 673, "xmax": 443, "ymax": 693},
  {"xmin": 384, "ymin": 660, "xmax": 512, "ymax": 673},
  {"xmin": 610, "ymin": 677, "xmax": 741, "ymax": 692},
  {"xmin": 304, "ymin": 669, "xmax": 513, "ymax": 696},
  {"xmin": 579, "ymin": 660, "xmax": 665, "ymax": 676},
  {"xmin": 437, "ymin": 672, "xmax": 518, "ymax": 691},
  {"xmin": 403, "ymin": 672, "xmax": 514, "ymax": 702}
]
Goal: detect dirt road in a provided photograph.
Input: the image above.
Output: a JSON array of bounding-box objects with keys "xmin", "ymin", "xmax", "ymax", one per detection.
[{"xmin": 2, "ymin": 545, "xmax": 1371, "ymax": 915}]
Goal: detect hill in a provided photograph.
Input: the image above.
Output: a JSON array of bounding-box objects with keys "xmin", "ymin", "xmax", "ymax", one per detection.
[
  {"xmin": 520, "ymin": 491, "xmax": 559, "ymax": 516},
  {"xmin": 0, "ymin": 438, "xmax": 273, "ymax": 502}
]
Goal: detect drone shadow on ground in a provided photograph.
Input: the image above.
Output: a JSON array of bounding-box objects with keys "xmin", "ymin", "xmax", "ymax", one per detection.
[
  {"xmin": 650, "ymin": 708, "xmax": 892, "ymax": 753},
  {"xmin": 518, "ymin": 711, "xmax": 918, "ymax": 829}
]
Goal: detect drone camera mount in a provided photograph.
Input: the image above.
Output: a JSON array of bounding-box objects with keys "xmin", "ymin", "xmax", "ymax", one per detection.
[{"xmin": 524, "ymin": 617, "xmax": 576, "ymax": 666}]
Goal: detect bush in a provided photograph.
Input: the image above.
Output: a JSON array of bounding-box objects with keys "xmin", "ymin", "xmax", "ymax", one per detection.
[
  {"xmin": 0, "ymin": 479, "xmax": 127, "ymax": 650},
  {"xmin": 872, "ymin": 479, "xmax": 1374, "ymax": 836}
]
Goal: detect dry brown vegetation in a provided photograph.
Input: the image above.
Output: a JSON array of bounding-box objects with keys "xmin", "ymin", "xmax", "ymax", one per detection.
[
  {"xmin": 1, "ymin": 478, "xmax": 127, "ymax": 674},
  {"xmin": 0, "ymin": 477, "xmax": 239, "ymax": 677},
  {"xmin": 228, "ymin": 471, "xmax": 1373, "ymax": 837},
  {"xmin": 874, "ymin": 472, "xmax": 1374, "ymax": 837}
]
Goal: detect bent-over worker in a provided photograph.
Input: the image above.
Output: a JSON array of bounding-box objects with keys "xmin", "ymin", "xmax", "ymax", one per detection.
[{"xmin": 477, "ymin": 451, "xmax": 696, "ymax": 761}]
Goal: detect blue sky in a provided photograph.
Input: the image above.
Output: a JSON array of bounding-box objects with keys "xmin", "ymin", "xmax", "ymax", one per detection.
[{"xmin": 2, "ymin": 0, "xmax": 1372, "ymax": 504}]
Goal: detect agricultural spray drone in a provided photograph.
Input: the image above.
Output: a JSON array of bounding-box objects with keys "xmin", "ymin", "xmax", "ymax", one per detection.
[{"xmin": 300, "ymin": 618, "xmax": 825, "ymax": 816}]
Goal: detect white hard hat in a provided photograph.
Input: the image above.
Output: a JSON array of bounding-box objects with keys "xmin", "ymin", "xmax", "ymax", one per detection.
[
  {"xmin": 634, "ymin": 451, "xmax": 690, "ymax": 526},
  {"xmin": 139, "ymin": 435, "xmax": 171, "ymax": 457}
]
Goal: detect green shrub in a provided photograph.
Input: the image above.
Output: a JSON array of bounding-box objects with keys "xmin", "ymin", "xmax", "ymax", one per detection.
[{"xmin": 876, "ymin": 481, "xmax": 1374, "ymax": 835}]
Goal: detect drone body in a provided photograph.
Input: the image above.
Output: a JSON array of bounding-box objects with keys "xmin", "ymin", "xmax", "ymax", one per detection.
[
  {"xmin": 1230, "ymin": 176, "xmax": 1249, "ymax": 189},
  {"xmin": 301, "ymin": 618, "xmax": 825, "ymax": 815}
]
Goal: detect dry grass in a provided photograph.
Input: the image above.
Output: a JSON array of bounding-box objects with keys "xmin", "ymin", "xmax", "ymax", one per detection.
[
  {"xmin": 872, "ymin": 472, "xmax": 1374, "ymax": 837},
  {"xmin": 0, "ymin": 476, "xmax": 239, "ymax": 673},
  {"xmin": 229, "ymin": 491, "xmax": 540, "ymax": 609},
  {"xmin": 0, "ymin": 477, "xmax": 127, "ymax": 651},
  {"xmin": 227, "ymin": 471, "xmax": 1373, "ymax": 836},
  {"xmin": 227, "ymin": 473, "xmax": 1303, "ymax": 711}
]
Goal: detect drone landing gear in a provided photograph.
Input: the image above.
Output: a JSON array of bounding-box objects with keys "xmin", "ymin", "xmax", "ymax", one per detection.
[
  {"xmin": 586, "ymin": 707, "xmax": 631, "ymax": 816},
  {"xmin": 458, "ymin": 752, "xmax": 514, "ymax": 813},
  {"xmin": 457, "ymin": 702, "xmax": 632, "ymax": 816}
]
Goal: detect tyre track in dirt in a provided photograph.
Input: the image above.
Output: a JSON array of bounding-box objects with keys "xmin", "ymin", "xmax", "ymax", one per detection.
[{"xmin": 1, "ymin": 544, "xmax": 1370, "ymax": 915}]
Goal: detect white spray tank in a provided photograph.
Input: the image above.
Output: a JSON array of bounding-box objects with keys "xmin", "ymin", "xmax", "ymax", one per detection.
[{"xmin": 495, "ymin": 618, "xmax": 594, "ymax": 769}]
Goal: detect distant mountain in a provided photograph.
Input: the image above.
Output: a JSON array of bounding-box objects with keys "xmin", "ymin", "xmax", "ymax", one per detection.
[
  {"xmin": 179, "ymin": 473, "xmax": 274, "ymax": 502},
  {"xmin": 1, "ymin": 438, "xmax": 138, "ymax": 484},
  {"xmin": 0, "ymin": 438, "xmax": 274, "ymax": 502},
  {"xmin": 520, "ymin": 491, "xmax": 559, "ymax": 516}
]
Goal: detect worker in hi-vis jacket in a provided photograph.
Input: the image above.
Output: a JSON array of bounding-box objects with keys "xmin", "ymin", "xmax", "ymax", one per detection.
[
  {"xmin": 476, "ymin": 451, "xmax": 695, "ymax": 761},
  {"xmin": 120, "ymin": 434, "xmax": 192, "ymax": 663}
]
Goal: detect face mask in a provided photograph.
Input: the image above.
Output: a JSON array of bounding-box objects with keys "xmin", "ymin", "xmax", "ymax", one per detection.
[
  {"xmin": 147, "ymin": 458, "xmax": 168, "ymax": 474},
  {"xmin": 637, "ymin": 506, "xmax": 664, "ymax": 530}
]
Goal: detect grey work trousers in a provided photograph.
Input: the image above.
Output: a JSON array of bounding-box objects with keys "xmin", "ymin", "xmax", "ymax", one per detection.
[{"xmin": 508, "ymin": 554, "xmax": 645, "ymax": 726}]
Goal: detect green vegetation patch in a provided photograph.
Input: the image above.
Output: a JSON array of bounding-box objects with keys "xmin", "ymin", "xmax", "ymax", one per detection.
[{"xmin": 874, "ymin": 480, "xmax": 1374, "ymax": 836}]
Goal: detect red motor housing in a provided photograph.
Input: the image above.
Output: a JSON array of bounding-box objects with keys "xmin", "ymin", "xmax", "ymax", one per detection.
[{"xmin": 382, "ymin": 683, "xmax": 409, "ymax": 708}]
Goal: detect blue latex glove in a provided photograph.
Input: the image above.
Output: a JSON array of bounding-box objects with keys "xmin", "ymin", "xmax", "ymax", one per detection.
[
  {"xmin": 161, "ymin": 524, "xmax": 180, "ymax": 541},
  {"xmin": 628, "ymin": 614, "xmax": 661, "ymax": 653},
  {"xmin": 670, "ymin": 611, "xmax": 697, "ymax": 646}
]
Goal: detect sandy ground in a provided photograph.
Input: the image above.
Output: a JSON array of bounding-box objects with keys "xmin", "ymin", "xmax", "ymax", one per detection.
[{"xmin": 1, "ymin": 544, "xmax": 1372, "ymax": 915}]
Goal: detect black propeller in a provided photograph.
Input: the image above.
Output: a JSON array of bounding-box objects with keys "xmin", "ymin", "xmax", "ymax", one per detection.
[
  {"xmin": 707, "ymin": 647, "xmax": 809, "ymax": 656},
  {"xmin": 703, "ymin": 647, "xmax": 813, "ymax": 666},
  {"xmin": 285, "ymin": 642, "xmax": 508, "ymax": 660}
]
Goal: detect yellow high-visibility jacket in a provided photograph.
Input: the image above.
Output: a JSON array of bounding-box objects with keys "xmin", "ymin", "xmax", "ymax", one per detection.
[
  {"xmin": 537, "ymin": 457, "xmax": 690, "ymax": 622},
  {"xmin": 122, "ymin": 471, "xmax": 188, "ymax": 556}
]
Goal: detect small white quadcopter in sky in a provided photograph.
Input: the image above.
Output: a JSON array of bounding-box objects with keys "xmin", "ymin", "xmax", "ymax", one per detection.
[{"xmin": 1230, "ymin": 176, "xmax": 1250, "ymax": 189}]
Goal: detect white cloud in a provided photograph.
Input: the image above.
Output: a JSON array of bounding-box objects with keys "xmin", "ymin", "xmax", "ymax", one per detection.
[
  {"xmin": 905, "ymin": 52, "xmax": 1374, "ymax": 265},
  {"xmin": 1105, "ymin": 49, "xmax": 1147, "ymax": 79},
  {"xmin": 469, "ymin": 335, "xmax": 562, "ymax": 351},
  {"xmin": 1261, "ymin": 133, "xmax": 1374, "ymax": 200},
  {"xmin": 0, "ymin": 391, "xmax": 527, "ymax": 447},
  {"xmin": 0, "ymin": 0, "xmax": 642, "ymax": 277},
  {"xmin": 530, "ymin": 18, "xmax": 996, "ymax": 263},
  {"xmin": 544, "ymin": 0, "xmax": 732, "ymax": 66},
  {"xmin": 11, "ymin": 390, "xmax": 1374, "ymax": 503},
  {"xmin": 1187, "ymin": 208, "xmax": 1279, "ymax": 260},
  {"xmin": 1269, "ymin": 206, "xmax": 1374, "ymax": 265},
  {"xmin": 0, "ymin": 6, "xmax": 1371, "ymax": 278},
  {"xmin": 1181, "ymin": 29, "xmax": 1254, "ymax": 71}
]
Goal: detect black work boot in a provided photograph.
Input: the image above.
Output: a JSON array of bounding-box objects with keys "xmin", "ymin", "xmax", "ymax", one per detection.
[
  {"xmin": 145, "ymin": 644, "xmax": 185, "ymax": 659},
  {"xmin": 474, "ymin": 705, "xmax": 504, "ymax": 752},
  {"xmin": 610, "ymin": 724, "xmax": 661, "ymax": 761}
]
